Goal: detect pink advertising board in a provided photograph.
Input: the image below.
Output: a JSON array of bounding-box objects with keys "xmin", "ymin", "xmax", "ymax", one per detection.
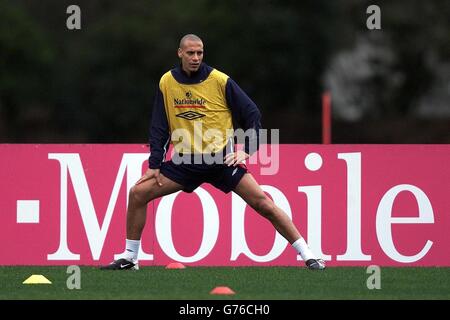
[{"xmin": 0, "ymin": 144, "xmax": 448, "ymax": 266}]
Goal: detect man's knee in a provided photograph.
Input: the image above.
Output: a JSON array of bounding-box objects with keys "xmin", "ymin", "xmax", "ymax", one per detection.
[
  {"xmin": 254, "ymin": 196, "xmax": 276, "ymax": 218},
  {"xmin": 129, "ymin": 185, "xmax": 152, "ymax": 205}
]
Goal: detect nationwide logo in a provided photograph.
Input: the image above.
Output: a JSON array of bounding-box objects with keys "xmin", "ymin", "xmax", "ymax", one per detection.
[
  {"xmin": 174, "ymin": 94, "xmax": 207, "ymax": 108},
  {"xmin": 176, "ymin": 111, "xmax": 206, "ymax": 120}
]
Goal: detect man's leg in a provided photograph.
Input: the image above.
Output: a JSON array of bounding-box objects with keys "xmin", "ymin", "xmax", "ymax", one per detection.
[
  {"xmin": 101, "ymin": 173, "xmax": 183, "ymax": 270},
  {"xmin": 233, "ymin": 173, "xmax": 301, "ymax": 243},
  {"xmin": 127, "ymin": 173, "xmax": 184, "ymax": 240},
  {"xmin": 233, "ymin": 173, "xmax": 325, "ymax": 270}
]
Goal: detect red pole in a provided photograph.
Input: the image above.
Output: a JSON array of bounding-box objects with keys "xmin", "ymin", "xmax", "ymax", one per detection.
[{"xmin": 322, "ymin": 91, "xmax": 332, "ymax": 144}]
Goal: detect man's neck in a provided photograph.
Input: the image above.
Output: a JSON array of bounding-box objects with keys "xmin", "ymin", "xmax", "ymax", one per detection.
[
  {"xmin": 181, "ymin": 63, "xmax": 200, "ymax": 77},
  {"xmin": 183, "ymin": 68, "xmax": 192, "ymax": 77},
  {"xmin": 172, "ymin": 63, "xmax": 212, "ymax": 85}
]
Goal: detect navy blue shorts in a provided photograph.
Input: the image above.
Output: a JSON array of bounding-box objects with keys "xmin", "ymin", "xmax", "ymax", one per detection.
[{"xmin": 159, "ymin": 161, "xmax": 248, "ymax": 193}]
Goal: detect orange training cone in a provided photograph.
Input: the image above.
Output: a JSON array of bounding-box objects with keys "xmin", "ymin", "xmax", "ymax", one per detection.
[
  {"xmin": 165, "ymin": 262, "xmax": 186, "ymax": 269},
  {"xmin": 210, "ymin": 286, "xmax": 235, "ymax": 295}
]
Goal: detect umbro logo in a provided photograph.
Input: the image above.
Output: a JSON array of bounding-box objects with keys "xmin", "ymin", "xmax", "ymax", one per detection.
[{"xmin": 176, "ymin": 111, "xmax": 205, "ymax": 120}]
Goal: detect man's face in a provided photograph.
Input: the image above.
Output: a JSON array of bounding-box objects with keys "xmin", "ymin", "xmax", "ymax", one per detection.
[{"xmin": 178, "ymin": 40, "xmax": 204, "ymax": 74}]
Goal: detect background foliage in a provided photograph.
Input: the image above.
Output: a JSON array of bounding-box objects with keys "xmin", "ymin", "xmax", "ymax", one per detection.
[{"xmin": 0, "ymin": 0, "xmax": 449, "ymax": 143}]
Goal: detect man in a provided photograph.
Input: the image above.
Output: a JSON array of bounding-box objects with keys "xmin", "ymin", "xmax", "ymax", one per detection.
[{"xmin": 101, "ymin": 34, "xmax": 325, "ymax": 270}]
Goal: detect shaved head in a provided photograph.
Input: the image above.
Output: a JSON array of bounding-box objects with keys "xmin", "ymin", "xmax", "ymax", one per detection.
[{"xmin": 179, "ymin": 34, "xmax": 203, "ymax": 49}]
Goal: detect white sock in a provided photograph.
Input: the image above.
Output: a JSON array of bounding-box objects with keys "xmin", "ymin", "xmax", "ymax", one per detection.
[
  {"xmin": 124, "ymin": 239, "xmax": 140, "ymax": 262},
  {"xmin": 292, "ymin": 237, "xmax": 316, "ymax": 261}
]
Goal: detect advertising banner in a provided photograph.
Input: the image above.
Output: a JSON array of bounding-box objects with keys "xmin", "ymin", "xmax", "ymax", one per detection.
[{"xmin": 0, "ymin": 144, "xmax": 448, "ymax": 266}]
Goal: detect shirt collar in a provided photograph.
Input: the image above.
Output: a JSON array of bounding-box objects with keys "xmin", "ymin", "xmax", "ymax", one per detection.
[{"xmin": 171, "ymin": 63, "xmax": 213, "ymax": 84}]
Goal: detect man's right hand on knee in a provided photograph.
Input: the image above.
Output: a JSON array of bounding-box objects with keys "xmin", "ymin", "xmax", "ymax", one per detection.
[{"xmin": 135, "ymin": 168, "xmax": 162, "ymax": 186}]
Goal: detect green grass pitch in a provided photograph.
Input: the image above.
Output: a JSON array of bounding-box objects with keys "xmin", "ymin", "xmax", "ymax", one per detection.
[{"xmin": 0, "ymin": 266, "xmax": 449, "ymax": 300}]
